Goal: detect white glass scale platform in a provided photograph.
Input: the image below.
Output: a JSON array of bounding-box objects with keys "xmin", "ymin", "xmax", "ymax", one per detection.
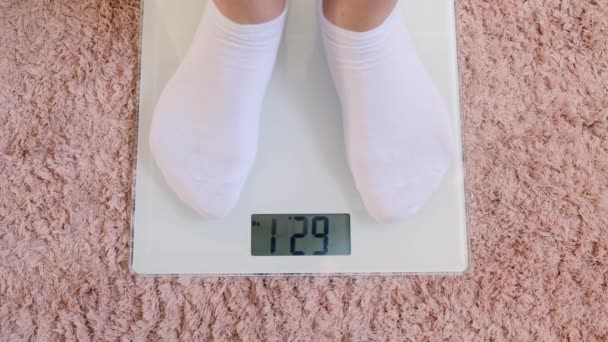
[{"xmin": 131, "ymin": 0, "xmax": 470, "ymax": 275}]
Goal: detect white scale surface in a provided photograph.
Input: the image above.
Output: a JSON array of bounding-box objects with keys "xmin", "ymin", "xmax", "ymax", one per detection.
[{"xmin": 131, "ymin": 0, "xmax": 470, "ymax": 275}]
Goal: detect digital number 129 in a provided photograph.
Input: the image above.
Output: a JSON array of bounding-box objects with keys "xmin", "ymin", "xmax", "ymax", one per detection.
[{"xmin": 270, "ymin": 216, "xmax": 329, "ymax": 255}]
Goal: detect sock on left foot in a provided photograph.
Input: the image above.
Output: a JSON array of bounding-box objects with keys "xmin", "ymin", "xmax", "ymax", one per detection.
[{"xmin": 149, "ymin": 1, "xmax": 287, "ymax": 219}]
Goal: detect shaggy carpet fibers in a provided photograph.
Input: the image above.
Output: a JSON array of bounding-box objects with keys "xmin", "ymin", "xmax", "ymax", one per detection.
[{"xmin": 1, "ymin": 0, "xmax": 608, "ymax": 340}]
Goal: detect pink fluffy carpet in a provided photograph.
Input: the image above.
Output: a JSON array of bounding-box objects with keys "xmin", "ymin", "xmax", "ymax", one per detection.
[{"xmin": 1, "ymin": 0, "xmax": 608, "ymax": 340}]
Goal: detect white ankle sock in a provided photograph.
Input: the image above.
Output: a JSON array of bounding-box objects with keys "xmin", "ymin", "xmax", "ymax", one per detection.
[
  {"xmin": 150, "ymin": 1, "xmax": 287, "ymax": 219},
  {"xmin": 320, "ymin": 2, "xmax": 456, "ymax": 223}
]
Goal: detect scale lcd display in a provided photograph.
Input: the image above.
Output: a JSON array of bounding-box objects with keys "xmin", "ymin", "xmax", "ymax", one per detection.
[{"xmin": 251, "ymin": 214, "xmax": 351, "ymax": 256}]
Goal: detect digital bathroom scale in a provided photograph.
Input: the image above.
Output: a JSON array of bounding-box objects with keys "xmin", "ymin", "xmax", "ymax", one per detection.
[{"xmin": 131, "ymin": 0, "xmax": 470, "ymax": 275}]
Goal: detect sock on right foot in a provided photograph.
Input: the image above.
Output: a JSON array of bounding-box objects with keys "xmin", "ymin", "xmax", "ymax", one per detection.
[{"xmin": 320, "ymin": 1, "xmax": 456, "ymax": 223}]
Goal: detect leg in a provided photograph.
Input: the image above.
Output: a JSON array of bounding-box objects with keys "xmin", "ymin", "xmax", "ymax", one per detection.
[
  {"xmin": 320, "ymin": 0, "xmax": 455, "ymax": 223},
  {"xmin": 322, "ymin": 0, "xmax": 396, "ymax": 31},
  {"xmin": 214, "ymin": 0, "xmax": 286, "ymax": 24},
  {"xmin": 150, "ymin": 1, "xmax": 287, "ymax": 219}
]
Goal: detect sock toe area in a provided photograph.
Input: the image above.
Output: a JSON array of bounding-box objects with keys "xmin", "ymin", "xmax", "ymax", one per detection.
[
  {"xmin": 187, "ymin": 179, "xmax": 244, "ymax": 220},
  {"xmin": 357, "ymin": 163, "xmax": 452, "ymax": 224},
  {"xmin": 149, "ymin": 134, "xmax": 246, "ymax": 220},
  {"xmin": 155, "ymin": 159, "xmax": 245, "ymax": 220}
]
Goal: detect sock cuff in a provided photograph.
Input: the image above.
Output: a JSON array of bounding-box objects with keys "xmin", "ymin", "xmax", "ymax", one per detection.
[
  {"xmin": 318, "ymin": 0, "xmax": 401, "ymax": 48},
  {"xmin": 205, "ymin": 0, "xmax": 288, "ymax": 44}
]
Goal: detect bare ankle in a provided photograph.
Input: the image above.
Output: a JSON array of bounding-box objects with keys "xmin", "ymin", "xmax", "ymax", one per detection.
[
  {"xmin": 214, "ymin": 0, "xmax": 286, "ymax": 24},
  {"xmin": 322, "ymin": 0, "xmax": 397, "ymax": 32}
]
